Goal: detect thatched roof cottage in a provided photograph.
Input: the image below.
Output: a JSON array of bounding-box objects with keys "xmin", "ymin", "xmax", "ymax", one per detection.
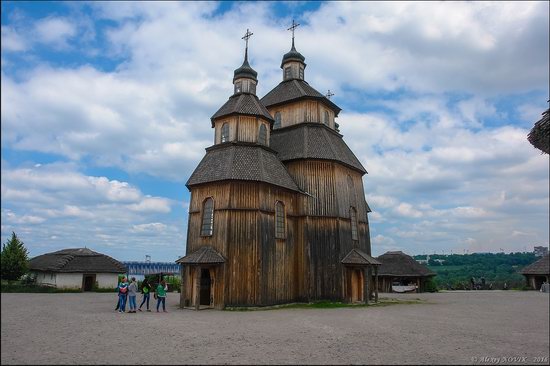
[
  {"xmin": 520, "ymin": 254, "xmax": 549, "ymax": 290},
  {"xmin": 376, "ymin": 251, "xmax": 436, "ymax": 293},
  {"xmin": 29, "ymin": 248, "xmax": 126, "ymax": 291}
]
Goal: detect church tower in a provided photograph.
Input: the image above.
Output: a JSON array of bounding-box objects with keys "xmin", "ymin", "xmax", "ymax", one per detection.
[
  {"xmin": 178, "ymin": 30, "xmax": 303, "ymax": 309},
  {"xmin": 261, "ymin": 21, "xmax": 376, "ymax": 302}
]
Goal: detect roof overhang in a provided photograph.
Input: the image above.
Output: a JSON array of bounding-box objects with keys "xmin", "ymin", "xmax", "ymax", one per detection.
[
  {"xmin": 341, "ymin": 249, "xmax": 381, "ymax": 266},
  {"xmin": 176, "ymin": 246, "xmax": 225, "ymax": 265}
]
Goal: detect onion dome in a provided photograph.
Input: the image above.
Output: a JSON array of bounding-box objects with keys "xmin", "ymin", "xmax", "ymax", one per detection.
[
  {"xmin": 233, "ymin": 48, "xmax": 258, "ymax": 82},
  {"xmin": 280, "ymin": 39, "xmax": 305, "ymax": 68}
]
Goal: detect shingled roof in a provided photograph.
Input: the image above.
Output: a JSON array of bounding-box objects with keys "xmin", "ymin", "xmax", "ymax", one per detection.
[
  {"xmin": 270, "ymin": 123, "xmax": 367, "ymax": 174},
  {"xmin": 520, "ymin": 254, "xmax": 549, "ymax": 275},
  {"xmin": 29, "ymin": 248, "xmax": 126, "ymax": 273},
  {"xmin": 176, "ymin": 246, "xmax": 225, "ymax": 265},
  {"xmin": 341, "ymin": 249, "xmax": 381, "ymax": 266},
  {"xmin": 376, "ymin": 251, "xmax": 435, "ymax": 277},
  {"xmin": 211, "ymin": 93, "xmax": 273, "ymax": 126},
  {"xmin": 527, "ymin": 106, "xmax": 549, "ymax": 154},
  {"xmin": 260, "ymin": 79, "xmax": 341, "ymax": 116},
  {"xmin": 186, "ymin": 143, "xmax": 301, "ymax": 192}
]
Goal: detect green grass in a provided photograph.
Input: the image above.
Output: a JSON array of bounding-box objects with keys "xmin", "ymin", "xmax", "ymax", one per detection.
[{"xmin": 224, "ymin": 298, "xmax": 425, "ymax": 311}]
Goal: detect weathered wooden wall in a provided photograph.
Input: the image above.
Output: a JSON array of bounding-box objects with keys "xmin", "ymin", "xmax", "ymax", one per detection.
[
  {"xmin": 266, "ymin": 100, "xmax": 335, "ymax": 130},
  {"xmin": 213, "ymin": 116, "xmax": 271, "ymax": 146}
]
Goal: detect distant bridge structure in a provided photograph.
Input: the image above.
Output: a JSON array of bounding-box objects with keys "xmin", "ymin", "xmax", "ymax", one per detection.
[{"xmin": 123, "ymin": 261, "xmax": 181, "ymax": 277}]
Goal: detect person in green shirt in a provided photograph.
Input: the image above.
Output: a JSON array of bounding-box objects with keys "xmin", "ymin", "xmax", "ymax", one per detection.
[
  {"xmin": 156, "ymin": 279, "xmax": 167, "ymax": 312},
  {"xmin": 138, "ymin": 278, "xmax": 152, "ymax": 312}
]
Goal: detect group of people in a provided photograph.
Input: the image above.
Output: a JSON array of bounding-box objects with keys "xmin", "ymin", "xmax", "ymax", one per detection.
[{"xmin": 116, "ymin": 277, "xmax": 168, "ymax": 313}]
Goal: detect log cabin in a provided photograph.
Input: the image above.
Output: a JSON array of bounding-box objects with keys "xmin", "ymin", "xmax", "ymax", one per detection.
[{"xmin": 177, "ymin": 26, "xmax": 380, "ymax": 309}]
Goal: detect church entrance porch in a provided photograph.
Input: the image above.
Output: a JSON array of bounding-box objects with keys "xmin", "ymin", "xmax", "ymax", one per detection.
[
  {"xmin": 341, "ymin": 248, "xmax": 381, "ymax": 304},
  {"xmin": 176, "ymin": 246, "xmax": 226, "ymax": 310}
]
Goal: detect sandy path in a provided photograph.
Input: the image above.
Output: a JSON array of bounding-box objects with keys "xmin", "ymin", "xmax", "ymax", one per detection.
[{"xmin": 1, "ymin": 291, "xmax": 548, "ymax": 365}]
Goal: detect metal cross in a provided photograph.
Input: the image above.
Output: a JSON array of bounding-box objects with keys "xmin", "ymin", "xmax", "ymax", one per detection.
[
  {"xmin": 242, "ymin": 29, "xmax": 253, "ymax": 49},
  {"xmin": 287, "ymin": 19, "xmax": 300, "ymax": 40},
  {"xmin": 326, "ymin": 90, "xmax": 335, "ymax": 99}
]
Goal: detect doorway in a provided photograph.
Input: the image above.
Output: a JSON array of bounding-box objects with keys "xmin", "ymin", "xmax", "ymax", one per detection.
[
  {"xmin": 200, "ymin": 268, "xmax": 212, "ymax": 306},
  {"xmin": 83, "ymin": 274, "xmax": 96, "ymax": 291},
  {"xmin": 350, "ymin": 269, "xmax": 364, "ymax": 303}
]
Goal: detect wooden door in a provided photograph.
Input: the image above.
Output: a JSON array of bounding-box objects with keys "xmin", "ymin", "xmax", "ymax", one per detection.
[{"xmin": 350, "ymin": 269, "xmax": 363, "ymax": 302}]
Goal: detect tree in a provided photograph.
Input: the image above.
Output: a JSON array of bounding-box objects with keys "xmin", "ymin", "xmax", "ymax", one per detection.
[{"xmin": 1, "ymin": 232, "xmax": 29, "ymax": 283}]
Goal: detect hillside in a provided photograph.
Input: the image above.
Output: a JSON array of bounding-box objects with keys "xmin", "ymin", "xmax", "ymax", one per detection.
[{"xmin": 412, "ymin": 252, "xmax": 539, "ymax": 290}]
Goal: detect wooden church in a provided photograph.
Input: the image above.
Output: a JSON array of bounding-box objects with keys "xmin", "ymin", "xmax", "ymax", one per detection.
[{"xmin": 177, "ymin": 24, "xmax": 380, "ymax": 309}]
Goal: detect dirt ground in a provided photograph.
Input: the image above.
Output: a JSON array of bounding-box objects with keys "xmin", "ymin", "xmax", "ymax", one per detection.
[{"xmin": 1, "ymin": 291, "xmax": 548, "ymax": 365}]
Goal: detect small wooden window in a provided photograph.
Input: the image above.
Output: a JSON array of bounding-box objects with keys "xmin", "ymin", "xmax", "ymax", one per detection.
[
  {"xmin": 275, "ymin": 201, "xmax": 286, "ymax": 239},
  {"xmin": 221, "ymin": 123, "xmax": 229, "ymax": 143},
  {"xmin": 324, "ymin": 111, "xmax": 329, "ymax": 126},
  {"xmin": 274, "ymin": 112, "xmax": 282, "ymax": 129},
  {"xmin": 235, "ymin": 81, "xmax": 242, "ymax": 94},
  {"xmin": 250, "ymin": 83, "xmax": 256, "ymax": 94},
  {"xmin": 299, "ymin": 67, "xmax": 304, "ymax": 79},
  {"xmin": 201, "ymin": 198, "xmax": 214, "ymax": 236},
  {"xmin": 284, "ymin": 67, "xmax": 291, "ymax": 80},
  {"xmin": 258, "ymin": 124, "xmax": 267, "ymax": 145},
  {"xmin": 350, "ymin": 207, "xmax": 358, "ymax": 241}
]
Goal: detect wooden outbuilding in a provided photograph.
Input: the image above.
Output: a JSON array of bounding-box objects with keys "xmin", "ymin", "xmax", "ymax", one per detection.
[
  {"xmin": 376, "ymin": 251, "xmax": 435, "ymax": 293},
  {"xmin": 520, "ymin": 254, "xmax": 549, "ymax": 290},
  {"xmin": 177, "ymin": 27, "xmax": 377, "ymax": 309},
  {"xmin": 29, "ymin": 248, "xmax": 126, "ymax": 291}
]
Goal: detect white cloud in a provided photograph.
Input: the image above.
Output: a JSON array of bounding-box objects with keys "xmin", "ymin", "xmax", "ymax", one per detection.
[
  {"xmin": 1, "ymin": 26, "xmax": 27, "ymax": 52},
  {"xmin": 34, "ymin": 17, "xmax": 76, "ymax": 48}
]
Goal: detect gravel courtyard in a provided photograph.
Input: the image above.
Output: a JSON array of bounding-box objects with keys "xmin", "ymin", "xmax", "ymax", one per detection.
[{"xmin": 1, "ymin": 291, "xmax": 548, "ymax": 365}]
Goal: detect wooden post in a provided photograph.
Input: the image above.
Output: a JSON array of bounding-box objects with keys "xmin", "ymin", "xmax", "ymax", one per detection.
[
  {"xmin": 374, "ymin": 266, "xmax": 379, "ymax": 303},
  {"xmin": 179, "ymin": 265, "xmax": 185, "ymax": 309},
  {"xmin": 195, "ymin": 266, "xmax": 201, "ymax": 310},
  {"xmin": 364, "ymin": 267, "xmax": 369, "ymax": 305}
]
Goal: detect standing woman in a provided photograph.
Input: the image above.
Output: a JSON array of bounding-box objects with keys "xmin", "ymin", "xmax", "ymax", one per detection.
[
  {"xmin": 127, "ymin": 277, "xmax": 138, "ymax": 313},
  {"xmin": 156, "ymin": 279, "xmax": 167, "ymax": 312},
  {"xmin": 117, "ymin": 277, "xmax": 128, "ymax": 313},
  {"xmin": 138, "ymin": 278, "xmax": 152, "ymax": 312}
]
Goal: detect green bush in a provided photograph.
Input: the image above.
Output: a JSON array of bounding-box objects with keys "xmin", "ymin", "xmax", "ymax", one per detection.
[{"xmin": 424, "ymin": 277, "xmax": 438, "ymax": 292}]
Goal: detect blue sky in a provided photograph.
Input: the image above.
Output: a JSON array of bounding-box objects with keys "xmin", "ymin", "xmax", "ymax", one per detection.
[{"xmin": 1, "ymin": 1, "xmax": 549, "ymax": 261}]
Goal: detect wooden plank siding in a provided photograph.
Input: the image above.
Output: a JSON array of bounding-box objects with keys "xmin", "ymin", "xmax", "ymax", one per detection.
[
  {"xmin": 214, "ymin": 116, "xmax": 271, "ymax": 146},
  {"xmin": 182, "ymin": 155, "xmax": 372, "ymax": 307},
  {"xmin": 266, "ymin": 100, "xmax": 335, "ymax": 130}
]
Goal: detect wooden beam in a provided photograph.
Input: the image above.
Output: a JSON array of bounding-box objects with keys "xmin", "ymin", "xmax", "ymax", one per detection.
[
  {"xmin": 374, "ymin": 266, "xmax": 379, "ymax": 303},
  {"xmin": 195, "ymin": 266, "xmax": 201, "ymax": 310}
]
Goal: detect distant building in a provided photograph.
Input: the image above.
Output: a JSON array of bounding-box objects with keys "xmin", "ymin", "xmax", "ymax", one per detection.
[
  {"xmin": 376, "ymin": 251, "xmax": 436, "ymax": 293},
  {"xmin": 533, "ymin": 246, "xmax": 548, "ymax": 257},
  {"xmin": 28, "ymin": 248, "xmax": 126, "ymax": 291},
  {"xmin": 123, "ymin": 261, "xmax": 180, "ymax": 281},
  {"xmin": 520, "ymin": 254, "xmax": 549, "ymax": 290}
]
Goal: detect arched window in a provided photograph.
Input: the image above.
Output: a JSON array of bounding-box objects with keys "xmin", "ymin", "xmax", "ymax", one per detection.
[
  {"xmin": 201, "ymin": 198, "xmax": 214, "ymax": 236},
  {"xmin": 221, "ymin": 123, "xmax": 229, "ymax": 143},
  {"xmin": 275, "ymin": 201, "xmax": 286, "ymax": 239},
  {"xmin": 274, "ymin": 112, "xmax": 282, "ymax": 129},
  {"xmin": 350, "ymin": 207, "xmax": 358, "ymax": 241},
  {"xmin": 324, "ymin": 111, "xmax": 329, "ymax": 126},
  {"xmin": 258, "ymin": 124, "xmax": 267, "ymax": 145}
]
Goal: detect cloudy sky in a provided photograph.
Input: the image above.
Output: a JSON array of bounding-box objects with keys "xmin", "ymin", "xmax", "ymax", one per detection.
[{"xmin": 1, "ymin": 1, "xmax": 548, "ymax": 262}]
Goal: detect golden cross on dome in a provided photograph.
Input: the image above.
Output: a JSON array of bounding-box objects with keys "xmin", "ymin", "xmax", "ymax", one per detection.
[{"xmin": 326, "ymin": 90, "xmax": 335, "ymax": 99}]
